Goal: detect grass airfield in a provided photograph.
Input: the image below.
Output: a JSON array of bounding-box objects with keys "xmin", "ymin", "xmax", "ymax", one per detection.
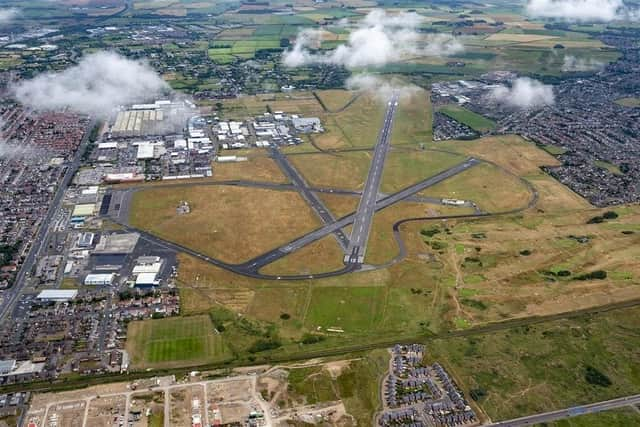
[{"xmin": 125, "ymin": 90, "xmax": 640, "ymax": 389}]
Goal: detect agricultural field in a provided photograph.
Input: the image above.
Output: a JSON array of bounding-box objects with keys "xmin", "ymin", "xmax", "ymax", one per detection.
[{"xmin": 126, "ymin": 315, "xmax": 230, "ymax": 368}]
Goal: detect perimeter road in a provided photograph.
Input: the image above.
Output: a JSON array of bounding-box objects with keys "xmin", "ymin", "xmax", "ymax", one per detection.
[
  {"xmin": 345, "ymin": 92, "xmax": 400, "ymax": 264},
  {"xmin": 485, "ymin": 394, "xmax": 640, "ymax": 426}
]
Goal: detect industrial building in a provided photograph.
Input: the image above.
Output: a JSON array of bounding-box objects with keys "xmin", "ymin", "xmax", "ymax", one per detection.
[
  {"xmin": 0, "ymin": 360, "xmax": 16, "ymax": 375},
  {"xmin": 111, "ymin": 100, "xmax": 192, "ymax": 137},
  {"xmin": 132, "ymin": 256, "xmax": 164, "ymax": 287},
  {"xmin": 93, "ymin": 233, "xmax": 140, "ymax": 255},
  {"xmin": 72, "ymin": 203, "xmax": 95, "ymax": 217},
  {"xmin": 84, "ymin": 273, "xmax": 115, "ymax": 286},
  {"xmin": 77, "ymin": 232, "xmax": 95, "ymax": 248},
  {"xmin": 135, "ymin": 272, "xmax": 159, "ymax": 287},
  {"xmin": 292, "ymin": 117, "xmax": 323, "ymax": 133},
  {"xmin": 36, "ymin": 289, "xmax": 78, "ymax": 302}
]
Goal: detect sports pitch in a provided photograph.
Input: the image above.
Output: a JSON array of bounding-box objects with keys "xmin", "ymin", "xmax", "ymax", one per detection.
[{"xmin": 126, "ymin": 315, "xmax": 230, "ymax": 368}]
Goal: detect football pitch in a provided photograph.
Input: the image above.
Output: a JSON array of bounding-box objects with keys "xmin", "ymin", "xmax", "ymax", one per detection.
[{"xmin": 126, "ymin": 315, "xmax": 230, "ymax": 367}]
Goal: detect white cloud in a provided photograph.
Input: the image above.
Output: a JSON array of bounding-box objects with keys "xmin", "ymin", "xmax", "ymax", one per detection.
[
  {"xmin": 562, "ymin": 55, "xmax": 605, "ymax": 72},
  {"xmin": 13, "ymin": 51, "xmax": 168, "ymax": 117},
  {"xmin": 0, "ymin": 8, "xmax": 19, "ymax": 25},
  {"xmin": 0, "ymin": 141, "xmax": 39, "ymax": 160},
  {"xmin": 526, "ymin": 0, "xmax": 639, "ymax": 22},
  {"xmin": 490, "ymin": 77, "xmax": 555, "ymax": 109},
  {"xmin": 282, "ymin": 9, "xmax": 463, "ymax": 69},
  {"xmin": 345, "ymin": 73, "xmax": 419, "ymax": 100},
  {"xmin": 0, "ymin": 119, "xmax": 39, "ymax": 160}
]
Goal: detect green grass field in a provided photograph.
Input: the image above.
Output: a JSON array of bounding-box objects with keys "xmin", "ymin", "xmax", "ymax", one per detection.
[
  {"xmin": 594, "ymin": 160, "xmax": 623, "ymax": 176},
  {"xmin": 381, "ymin": 149, "xmax": 468, "ymax": 193},
  {"xmin": 304, "ymin": 287, "xmax": 385, "ymax": 334},
  {"xmin": 438, "ymin": 105, "xmax": 496, "ymax": 133},
  {"xmin": 540, "ymin": 144, "xmax": 568, "ymax": 156},
  {"xmin": 126, "ymin": 315, "xmax": 230, "ymax": 368},
  {"xmin": 429, "ymin": 305, "xmax": 640, "ymax": 421}
]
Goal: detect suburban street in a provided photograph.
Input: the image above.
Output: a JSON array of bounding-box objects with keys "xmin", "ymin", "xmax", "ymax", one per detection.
[
  {"xmin": 0, "ymin": 119, "xmax": 96, "ymax": 322},
  {"xmin": 345, "ymin": 92, "xmax": 400, "ymax": 264}
]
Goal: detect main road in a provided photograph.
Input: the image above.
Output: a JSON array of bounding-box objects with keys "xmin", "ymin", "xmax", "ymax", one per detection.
[
  {"xmin": 0, "ymin": 119, "xmax": 96, "ymax": 321},
  {"xmin": 485, "ymin": 394, "xmax": 640, "ymax": 426},
  {"xmin": 345, "ymin": 92, "xmax": 400, "ymax": 264}
]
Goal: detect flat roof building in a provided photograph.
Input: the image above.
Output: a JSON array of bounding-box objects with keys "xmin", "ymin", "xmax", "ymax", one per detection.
[
  {"xmin": 84, "ymin": 273, "xmax": 115, "ymax": 286},
  {"xmin": 36, "ymin": 289, "xmax": 78, "ymax": 301},
  {"xmin": 0, "ymin": 360, "xmax": 16, "ymax": 375},
  {"xmin": 72, "ymin": 204, "xmax": 95, "ymax": 217},
  {"xmin": 78, "ymin": 232, "xmax": 95, "ymax": 248},
  {"xmin": 135, "ymin": 272, "xmax": 159, "ymax": 287},
  {"xmin": 93, "ymin": 233, "xmax": 139, "ymax": 255}
]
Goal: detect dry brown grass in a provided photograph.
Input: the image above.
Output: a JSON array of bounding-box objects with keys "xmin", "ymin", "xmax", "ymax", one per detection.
[
  {"xmin": 391, "ymin": 89, "xmax": 433, "ymax": 146},
  {"xmin": 313, "ymin": 94, "xmax": 386, "ymax": 150},
  {"xmin": 319, "ymin": 193, "xmax": 359, "ymax": 218},
  {"xmin": 212, "ymin": 154, "xmax": 287, "ymax": 183},
  {"xmin": 397, "ymin": 203, "xmax": 640, "ymax": 327},
  {"xmin": 288, "ymin": 152, "xmax": 372, "ymax": 191},
  {"xmin": 439, "ymin": 135, "xmax": 560, "ymax": 176},
  {"xmin": 365, "ymin": 202, "xmax": 435, "ymax": 265},
  {"xmin": 420, "ymin": 162, "xmax": 532, "ymax": 212},
  {"xmin": 222, "ymin": 92, "xmax": 324, "ymax": 118},
  {"xmin": 130, "ymin": 186, "xmax": 320, "ymax": 263},
  {"xmin": 435, "ymin": 135, "xmax": 591, "ymax": 213},
  {"xmin": 260, "ymin": 235, "xmax": 346, "ymax": 275},
  {"xmin": 381, "ymin": 149, "xmax": 467, "ymax": 193}
]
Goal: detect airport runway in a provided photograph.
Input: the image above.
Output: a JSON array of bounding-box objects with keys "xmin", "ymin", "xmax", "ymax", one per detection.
[
  {"xmin": 345, "ymin": 92, "xmax": 400, "ymax": 264},
  {"xmin": 213, "ymin": 158, "xmax": 480, "ymax": 276},
  {"xmin": 269, "ymin": 146, "xmax": 350, "ymax": 252},
  {"xmin": 485, "ymin": 394, "xmax": 640, "ymax": 426},
  {"xmin": 111, "ymin": 158, "xmax": 479, "ymax": 280}
]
